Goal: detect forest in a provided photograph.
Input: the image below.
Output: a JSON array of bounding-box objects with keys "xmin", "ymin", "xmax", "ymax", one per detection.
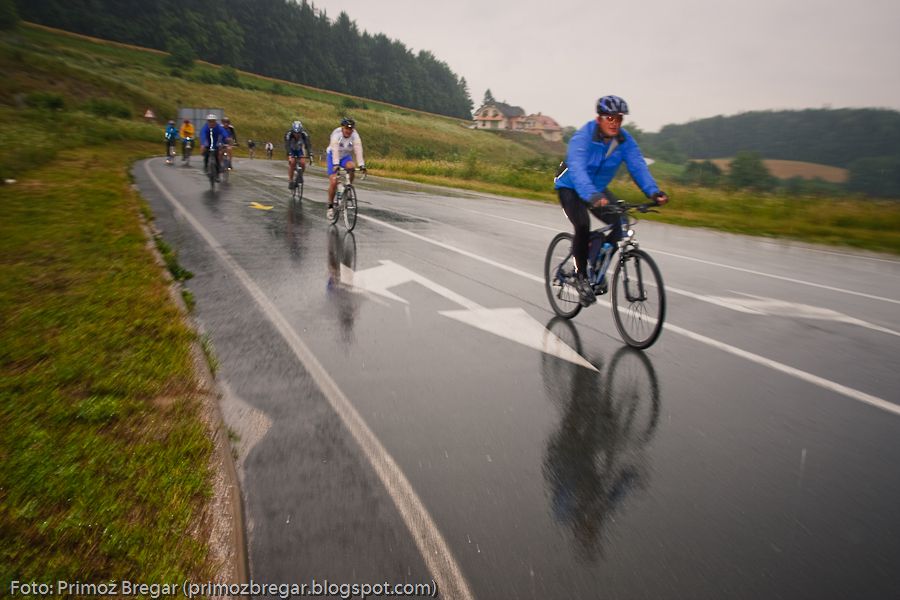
[
  {"xmin": 639, "ymin": 108, "xmax": 900, "ymax": 197},
  {"xmin": 13, "ymin": 0, "xmax": 474, "ymax": 119}
]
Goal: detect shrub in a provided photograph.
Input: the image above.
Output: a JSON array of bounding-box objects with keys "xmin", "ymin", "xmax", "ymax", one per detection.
[
  {"xmin": 728, "ymin": 151, "xmax": 776, "ymax": 191},
  {"xmin": 681, "ymin": 160, "xmax": 723, "ymax": 187},
  {"xmin": 25, "ymin": 91, "xmax": 65, "ymax": 110},
  {"xmin": 163, "ymin": 38, "xmax": 195, "ymax": 70},
  {"xmin": 83, "ymin": 98, "xmax": 131, "ymax": 119},
  {"xmin": 403, "ymin": 145, "xmax": 436, "ymax": 160},
  {"xmin": 0, "ymin": 0, "xmax": 19, "ymax": 30},
  {"xmin": 341, "ymin": 98, "xmax": 368, "ymax": 110},
  {"xmin": 219, "ymin": 65, "xmax": 241, "ymax": 88}
]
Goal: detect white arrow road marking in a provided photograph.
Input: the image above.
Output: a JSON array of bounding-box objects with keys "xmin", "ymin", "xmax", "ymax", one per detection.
[
  {"xmin": 346, "ymin": 260, "xmax": 597, "ymax": 371},
  {"xmin": 669, "ymin": 288, "xmax": 900, "ymax": 337},
  {"xmin": 441, "ymin": 308, "xmax": 597, "ymax": 371}
]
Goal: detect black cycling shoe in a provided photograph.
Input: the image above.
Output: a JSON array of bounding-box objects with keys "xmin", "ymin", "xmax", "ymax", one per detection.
[{"xmin": 575, "ymin": 277, "xmax": 596, "ymax": 306}]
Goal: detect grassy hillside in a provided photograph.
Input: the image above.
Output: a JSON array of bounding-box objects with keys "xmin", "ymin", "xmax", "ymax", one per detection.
[{"xmin": 1, "ymin": 24, "xmax": 558, "ymax": 183}]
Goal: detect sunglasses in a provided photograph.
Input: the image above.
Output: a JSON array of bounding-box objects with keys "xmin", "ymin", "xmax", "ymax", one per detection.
[{"xmin": 600, "ymin": 114, "xmax": 624, "ymax": 123}]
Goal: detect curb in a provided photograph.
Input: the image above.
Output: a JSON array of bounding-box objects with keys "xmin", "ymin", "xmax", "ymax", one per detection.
[{"xmin": 138, "ymin": 214, "xmax": 250, "ymax": 591}]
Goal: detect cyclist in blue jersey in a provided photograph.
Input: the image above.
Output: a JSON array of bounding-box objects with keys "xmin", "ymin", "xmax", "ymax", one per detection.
[
  {"xmin": 200, "ymin": 114, "xmax": 228, "ymax": 181},
  {"xmin": 284, "ymin": 120, "xmax": 312, "ymax": 189},
  {"xmin": 164, "ymin": 120, "xmax": 179, "ymax": 163},
  {"xmin": 554, "ymin": 95, "xmax": 668, "ymax": 306}
]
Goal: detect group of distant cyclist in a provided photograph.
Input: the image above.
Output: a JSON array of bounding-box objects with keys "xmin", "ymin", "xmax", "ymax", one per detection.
[
  {"xmin": 164, "ymin": 114, "xmax": 366, "ymax": 221},
  {"xmin": 163, "ymin": 95, "xmax": 669, "ymax": 304}
]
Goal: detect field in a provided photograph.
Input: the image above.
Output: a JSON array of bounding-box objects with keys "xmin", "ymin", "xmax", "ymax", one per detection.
[{"xmin": 704, "ymin": 158, "xmax": 849, "ymax": 183}]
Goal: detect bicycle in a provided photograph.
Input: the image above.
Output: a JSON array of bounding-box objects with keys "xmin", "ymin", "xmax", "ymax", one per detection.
[
  {"xmin": 166, "ymin": 141, "xmax": 176, "ymax": 165},
  {"xmin": 290, "ymin": 159, "xmax": 305, "ymax": 202},
  {"xmin": 182, "ymin": 137, "xmax": 193, "ymax": 166},
  {"xmin": 329, "ymin": 166, "xmax": 365, "ymax": 231},
  {"xmin": 205, "ymin": 147, "xmax": 221, "ymax": 192},
  {"xmin": 544, "ymin": 200, "xmax": 666, "ymax": 349}
]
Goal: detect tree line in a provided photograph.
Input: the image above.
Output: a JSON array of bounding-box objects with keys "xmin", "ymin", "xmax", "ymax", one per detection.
[
  {"xmin": 13, "ymin": 0, "xmax": 474, "ymax": 119},
  {"xmin": 638, "ymin": 108, "xmax": 900, "ymax": 198}
]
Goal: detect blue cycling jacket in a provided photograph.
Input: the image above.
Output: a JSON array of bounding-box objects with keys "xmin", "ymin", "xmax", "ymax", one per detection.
[
  {"xmin": 165, "ymin": 125, "xmax": 179, "ymax": 141},
  {"xmin": 554, "ymin": 120, "xmax": 660, "ymax": 203},
  {"xmin": 199, "ymin": 123, "xmax": 229, "ymax": 149}
]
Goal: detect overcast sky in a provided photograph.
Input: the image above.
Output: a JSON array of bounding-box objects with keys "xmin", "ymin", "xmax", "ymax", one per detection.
[{"xmin": 318, "ymin": 0, "xmax": 900, "ymax": 132}]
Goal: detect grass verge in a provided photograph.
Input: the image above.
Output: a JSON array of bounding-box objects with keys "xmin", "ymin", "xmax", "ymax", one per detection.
[{"xmin": 0, "ymin": 142, "xmax": 215, "ymax": 581}]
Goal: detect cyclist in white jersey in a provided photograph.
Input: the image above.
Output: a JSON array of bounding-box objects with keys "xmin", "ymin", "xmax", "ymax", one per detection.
[{"xmin": 326, "ymin": 117, "xmax": 366, "ymax": 221}]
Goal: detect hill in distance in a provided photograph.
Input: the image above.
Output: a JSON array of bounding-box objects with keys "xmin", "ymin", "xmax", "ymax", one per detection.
[{"xmin": 643, "ymin": 108, "xmax": 900, "ymax": 168}]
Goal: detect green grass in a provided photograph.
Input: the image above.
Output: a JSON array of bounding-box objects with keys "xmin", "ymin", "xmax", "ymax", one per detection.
[{"xmin": 0, "ymin": 141, "xmax": 216, "ymax": 579}]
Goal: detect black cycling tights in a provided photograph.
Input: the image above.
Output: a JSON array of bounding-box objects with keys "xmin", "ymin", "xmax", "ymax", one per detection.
[{"xmin": 558, "ymin": 187, "xmax": 623, "ymax": 276}]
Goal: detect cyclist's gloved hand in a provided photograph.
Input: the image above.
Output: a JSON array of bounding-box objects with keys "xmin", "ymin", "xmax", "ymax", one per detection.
[
  {"xmin": 589, "ymin": 192, "xmax": 608, "ymax": 208},
  {"xmin": 651, "ymin": 191, "xmax": 669, "ymax": 206}
]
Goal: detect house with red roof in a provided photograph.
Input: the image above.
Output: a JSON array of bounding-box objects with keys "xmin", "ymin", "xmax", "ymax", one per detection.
[{"xmin": 473, "ymin": 102, "xmax": 563, "ymax": 142}]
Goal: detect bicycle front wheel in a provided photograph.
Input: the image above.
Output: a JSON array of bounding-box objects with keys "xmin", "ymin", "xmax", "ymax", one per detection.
[
  {"xmin": 544, "ymin": 232, "xmax": 582, "ymax": 319},
  {"xmin": 611, "ymin": 248, "xmax": 665, "ymax": 349},
  {"xmin": 343, "ymin": 185, "xmax": 358, "ymax": 231},
  {"xmin": 330, "ymin": 196, "xmax": 341, "ymax": 224},
  {"xmin": 291, "ymin": 171, "xmax": 303, "ymax": 202}
]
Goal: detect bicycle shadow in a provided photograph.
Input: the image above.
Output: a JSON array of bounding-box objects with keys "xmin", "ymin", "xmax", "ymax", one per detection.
[{"xmin": 541, "ymin": 317, "xmax": 662, "ymax": 562}]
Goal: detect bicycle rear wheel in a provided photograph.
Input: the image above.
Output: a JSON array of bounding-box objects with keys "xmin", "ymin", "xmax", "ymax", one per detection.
[
  {"xmin": 207, "ymin": 155, "xmax": 216, "ymax": 191},
  {"xmin": 544, "ymin": 232, "xmax": 582, "ymax": 319},
  {"xmin": 343, "ymin": 185, "xmax": 358, "ymax": 231},
  {"xmin": 611, "ymin": 248, "xmax": 665, "ymax": 349}
]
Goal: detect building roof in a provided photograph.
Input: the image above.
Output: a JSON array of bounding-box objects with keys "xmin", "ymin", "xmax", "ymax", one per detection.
[
  {"xmin": 476, "ymin": 101, "xmax": 525, "ymax": 118},
  {"xmin": 526, "ymin": 113, "xmax": 561, "ymax": 130}
]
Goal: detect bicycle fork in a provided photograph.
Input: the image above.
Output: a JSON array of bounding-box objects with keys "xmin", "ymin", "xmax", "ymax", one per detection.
[{"xmin": 620, "ymin": 253, "xmax": 648, "ymax": 302}]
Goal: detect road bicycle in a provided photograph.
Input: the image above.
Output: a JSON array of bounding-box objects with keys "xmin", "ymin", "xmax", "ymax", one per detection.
[
  {"xmin": 205, "ymin": 148, "xmax": 221, "ymax": 192},
  {"xmin": 544, "ymin": 200, "xmax": 666, "ymax": 349},
  {"xmin": 166, "ymin": 141, "xmax": 176, "ymax": 165},
  {"xmin": 290, "ymin": 159, "xmax": 305, "ymax": 202},
  {"xmin": 329, "ymin": 166, "xmax": 365, "ymax": 231},
  {"xmin": 182, "ymin": 137, "xmax": 193, "ymax": 166}
]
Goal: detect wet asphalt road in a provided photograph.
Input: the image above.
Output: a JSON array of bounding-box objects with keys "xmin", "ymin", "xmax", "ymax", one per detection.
[{"xmin": 135, "ymin": 156, "xmax": 900, "ymax": 600}]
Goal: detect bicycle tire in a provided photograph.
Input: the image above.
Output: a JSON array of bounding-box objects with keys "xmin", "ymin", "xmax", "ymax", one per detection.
[
  {"xmin": 330, "ymin": 195, "xmax": 341, "ymax": 225},
  {"xmin": 544, "ymin": 232, "xmax": 582, "ymax": 319},
  {"xmin": 207, "ymin": 155, "xmax": 216, "ymax": 191},
  {"xmin": 611, "ymin": 248, "xmax": 665, "ymax": 349},
  {"xmin": 605, "ymin": 346, "xmax": 661, "ymax": 441},
  {"xmin": 343, "ymin": 185, "xmax": 358, "ymax": 231},
  {"xmin": 291, "ymin": 170, "xmax": 303, "ymax": 202}
]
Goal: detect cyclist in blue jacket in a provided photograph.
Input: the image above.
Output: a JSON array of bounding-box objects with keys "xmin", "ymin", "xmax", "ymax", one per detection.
[
  {"xmin": 200, "ymin": 114, "xmax": 229, "ymax": 181},
  {"xmin": 554, "ymin": 95, "xmax": 668, "ymax": 306},
  {"xmin": 164, "ymin": 120, "xmax": 179, "ymax": 163}
]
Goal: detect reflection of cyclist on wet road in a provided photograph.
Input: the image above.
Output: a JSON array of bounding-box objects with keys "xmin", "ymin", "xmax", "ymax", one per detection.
[
  {"xmin": 326, "ymin": 227, "xmax": 359, "ymax": 343},
  {"xmin": 541, "ymin": 320, "xmax": 661, "ymax": 559}
]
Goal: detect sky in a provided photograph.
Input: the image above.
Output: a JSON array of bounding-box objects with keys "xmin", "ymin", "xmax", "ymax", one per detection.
[{"xmin": 317, "ymin": 0, "xmax": 900, "ymax": 132}]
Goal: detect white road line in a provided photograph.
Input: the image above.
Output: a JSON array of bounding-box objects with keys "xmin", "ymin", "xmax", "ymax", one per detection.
[
  {"xmin": 358, "ymin": 211, "xmax": 900, "ymax": 418},
  {"xmin": 652, "ymin": 249, "xmax": 900, "ymax": 306},
  {"xmin": 144, "ymin": 162, "xmax": 474, "ymax": 600}
]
